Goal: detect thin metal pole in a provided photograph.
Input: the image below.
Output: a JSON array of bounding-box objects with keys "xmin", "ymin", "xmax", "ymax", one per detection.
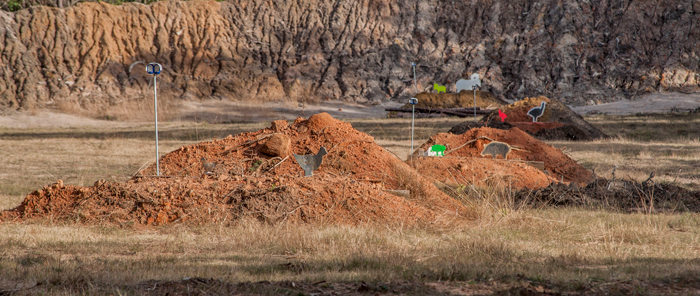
[
  {"xmin": 473, "ymin": 87, "xmax": 477, "ymax": 121},
  {"xmin": 411, "ymin": 62, "xmax": 417, "ymax": 157},
  {"xmin": 411, "ymin": 104, "xmax": 415, "ymax": 154},
  {"xmin": 154, "ymin": 74, "xmax": 160, "ymax": 176},
  {"xmin": 412, "ymin": 62, "xmax": 418, "ymax": 92}
]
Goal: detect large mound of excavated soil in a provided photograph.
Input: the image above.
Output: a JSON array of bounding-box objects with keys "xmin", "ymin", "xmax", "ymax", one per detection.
[
  {"xmin": 451, "ymin": 96, "xmax": 607, "ymax": 141},
  {"xmin": 415, "ymin": 127, "xmax": 593, "ymax": 186},
  {"xmin": 0, "ymin": 113, "xmax": 469, "ymax": 226}
]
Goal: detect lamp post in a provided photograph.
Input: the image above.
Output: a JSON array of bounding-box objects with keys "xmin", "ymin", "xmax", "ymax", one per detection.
[{"xmin": 146, "ymin": 63, "xmax": 163, "ymax": 176}]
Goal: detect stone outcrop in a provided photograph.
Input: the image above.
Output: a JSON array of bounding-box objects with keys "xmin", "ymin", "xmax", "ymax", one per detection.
[{"xmin": 1, "ymin": 0, "xmax": 699, "ymax": 117}]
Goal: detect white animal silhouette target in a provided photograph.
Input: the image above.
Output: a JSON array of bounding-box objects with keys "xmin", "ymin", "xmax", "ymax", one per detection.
[{"xmin": 456, "ymin": 73, "xmax": 481, "ymax": 93}]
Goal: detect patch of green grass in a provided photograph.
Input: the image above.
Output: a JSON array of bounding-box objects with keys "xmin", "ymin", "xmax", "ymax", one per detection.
[{"xmin": 4, "ymin": 0, "xmax": 23, "ymax": 11}]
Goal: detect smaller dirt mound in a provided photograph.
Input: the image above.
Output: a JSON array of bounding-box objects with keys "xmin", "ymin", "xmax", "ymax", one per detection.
[
  {"xmin": 402, "ymin": 91, "xmax": 508, "ymax": 109},
  {"xmin": 450, "ymin": 96, "xmax": 607, "ymax": 140},
  {"xmin": 450, "ymin": 121, "xmax": 592, "ymax": 141},
  {"xmin": 415, "ymin": 127, "xmax": 593, "ymax": 186},
  {"xmin": 488, "ymin": 96, "xmax": 555, "ymax": 122},
  {"xmin": 1, "ymin": 113, "xmax": 470, "ymax": 227},
  {"xmin": 514, "ymin": 179, "xmax": 700, "ymax": 213},
  {"xmin": 408, "ymin": 157, "xmax": 552, "ymax": 190}
]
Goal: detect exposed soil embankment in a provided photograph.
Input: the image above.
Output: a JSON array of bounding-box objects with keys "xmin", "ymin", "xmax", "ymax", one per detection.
[{"xmin": 1, "ymin": 0, "xmax": 700, "ymax": 117}]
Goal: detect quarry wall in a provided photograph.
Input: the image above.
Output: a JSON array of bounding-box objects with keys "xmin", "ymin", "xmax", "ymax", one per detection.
[{"xmin": 1, "ymin": 0, "xmax": 699, "ymax": 116}]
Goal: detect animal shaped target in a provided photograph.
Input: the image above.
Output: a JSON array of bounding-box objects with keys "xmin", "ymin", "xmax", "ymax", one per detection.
[
  {"xmin": 433, "ymin": 83, "xmax": 446, "ymax": 94},
  {"xmin": 527, "ymin": 102, "xmax": 546, "ymax": 122},
  {"xmin": 498, "ymin": 109, "xmax": 508, "ymax": 122},
  {"xmin": 480, "ymin": 141, "xmax": 511, "ymax": 160},
  {"xmin": 427, "ymin": 145, "xmax": 446, "ymax": 156},
  {"xmin": 294, "ymin": 147, "xmax": 328, "ymax": 176},
  {"xmin": 456, "ymin": 73, "xmax": 481, "ymax": 93}
]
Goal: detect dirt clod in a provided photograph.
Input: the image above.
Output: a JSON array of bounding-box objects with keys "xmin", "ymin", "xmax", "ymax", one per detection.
[
  {"xmin": 260, "ymin": 133, "xmax": 291, "ymax": 157},
  {"xmin": 270, "ymin": 120, "xmax": 289, "ymax": 132}
]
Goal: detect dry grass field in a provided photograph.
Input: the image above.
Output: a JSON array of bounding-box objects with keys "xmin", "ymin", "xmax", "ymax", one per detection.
[{"xmin": 0, "ymin": 114, "xmax": 699, "ymax": 295}]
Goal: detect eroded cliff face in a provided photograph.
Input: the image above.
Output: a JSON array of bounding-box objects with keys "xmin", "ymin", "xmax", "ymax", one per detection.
[{"xmin": 1, "ymin": 0, "xmax": 699, "ymax": 117}]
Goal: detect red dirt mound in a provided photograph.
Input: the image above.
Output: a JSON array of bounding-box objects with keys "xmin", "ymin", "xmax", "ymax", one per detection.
[
  {"xmin": 408, "ymin": 157, "xmax": 553, "ymax": 190},
  {"xmin": 1, "ymin": 113, "xmax": 469, "ymax": 226},
  {"xmin": 476, "ymin": 96, "xmax": 608, "ymax": 140},
  {"xmin": 414, "ymin": 127, "xmax": 593, "ymax": 186}
]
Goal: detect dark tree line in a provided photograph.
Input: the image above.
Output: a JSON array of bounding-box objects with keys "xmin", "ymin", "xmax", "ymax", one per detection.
[{"xmin": 1, "ymin": 0, "xmax": 159, "ymax": 12}]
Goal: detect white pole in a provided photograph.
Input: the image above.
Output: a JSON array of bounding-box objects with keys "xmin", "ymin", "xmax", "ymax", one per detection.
[
  {"xmin": 411, "ymin": 62, "xmax": 417, "ymax": 157},
  {"xmin": 146, "ymin": 63, "xmax": 163, "ymax": 176},
  {"xmin": 411, "ymin": 104, "xmax": 415, "ymax": 154},
  {"xmin": 154, "ymin": 74, "xmax": 160, "ymax": 176},
  {"xmin": 473, "ymin": 87, "xmax": 477, "ymax": 121}
]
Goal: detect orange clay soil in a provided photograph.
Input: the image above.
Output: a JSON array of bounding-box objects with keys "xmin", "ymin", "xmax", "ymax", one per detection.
[
  {"xmin": 414, "ymin": 127, "xmax": 593, "ymax": 186},
  {"xmin": 1, "ymin": 113, "xmax": 469, "ymax": 226},
  {"xmin": 408, "ymin": 157, "xmax": 553, "ymax": 190}
]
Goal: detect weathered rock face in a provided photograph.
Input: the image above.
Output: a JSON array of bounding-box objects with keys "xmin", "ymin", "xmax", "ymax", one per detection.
[{"xmin": 1, "ymin": 0, "xmax": 699, "ymax": 117}]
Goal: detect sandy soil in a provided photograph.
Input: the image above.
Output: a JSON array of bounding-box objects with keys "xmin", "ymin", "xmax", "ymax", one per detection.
[
  {"xmin": 175, "ymin": 99, "xmax": 402, "ymax": 123},
  {"xmin": 0, "ymin": 100, "xmax": 402, "ymax": 129},
  {"xmin": 571, "ymin": 92, "xmax": 700, "ymax": 115},
  {"xmin": 2, "ymin": 92, "xmax": 698, "ymax": 129},
  {"xmin": 0, "ymin": 111, "xmax": 133, "ymax": 129}
]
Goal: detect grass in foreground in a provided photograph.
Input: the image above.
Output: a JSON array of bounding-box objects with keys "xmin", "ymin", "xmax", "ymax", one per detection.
[{"xmin": 1, "ymin": 209, "xmax": 699, "ymax": 294}]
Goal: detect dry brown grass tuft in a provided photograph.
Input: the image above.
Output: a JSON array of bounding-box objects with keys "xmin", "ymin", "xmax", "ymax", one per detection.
[{"xmin": 548, "ymin": 136, "xmax": 700, "ymax": 190}]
